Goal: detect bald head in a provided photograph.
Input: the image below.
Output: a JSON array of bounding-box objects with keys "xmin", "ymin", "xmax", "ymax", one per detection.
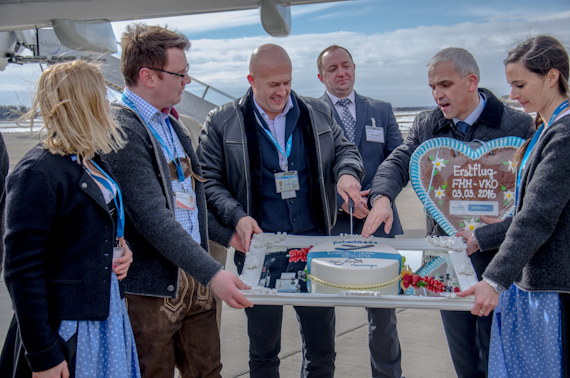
[
  {"xmin": 249, "ymin": 44, "xmax": 291, "ymax": 77},
  {"xmin": 247, "ymin": 44, "xmax": 292, "ymax": 120}
]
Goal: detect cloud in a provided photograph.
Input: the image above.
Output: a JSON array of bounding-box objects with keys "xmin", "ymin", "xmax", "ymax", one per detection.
[
  {"xmin": 291, "ymin": 2, "xmax": 344, "ymax": 17},
  {"xmin": 0, "ymin": 83, "xmax": 33, "ymax": 92},
  {"xmin": 307, "ymin": 5, "xmax": 373, "ymax": 21},
  {"xmin": 0, "ymin": 64, "xmax": 42, "ymax": 105},
  {"xmin": 186, "ymin": 13, "xmax": 569, "ymax": 106},
  {"xmin": 463, "ymin": 7, "xmax": 570, "ymax": 22},
  {"xmin": 1, "ymin": 9, "xmax": 568, "ymax": 107}
]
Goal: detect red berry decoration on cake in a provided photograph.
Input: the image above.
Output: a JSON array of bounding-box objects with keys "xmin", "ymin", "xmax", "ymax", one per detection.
[
  {"xmin": 401, "ymin": 271, "xmax": 446, "ymax": 294},
  {"xmin": 288, "ymin": 247, "xmax": 312, "ymax": 263}
]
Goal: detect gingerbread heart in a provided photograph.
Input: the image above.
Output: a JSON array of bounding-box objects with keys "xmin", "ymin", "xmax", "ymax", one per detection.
[{"xmin": 410, "ymin": 137, "xmax": 525, "ymax": 236}]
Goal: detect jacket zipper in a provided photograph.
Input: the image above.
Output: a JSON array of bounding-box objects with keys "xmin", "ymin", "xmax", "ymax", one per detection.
[
  {"xmin": 237, "ymin": 104, "xmax": 251, "ymax": 214},
  {"xmin": 307, "ymin": 105, "xmax": 332, "ymax": 235}
]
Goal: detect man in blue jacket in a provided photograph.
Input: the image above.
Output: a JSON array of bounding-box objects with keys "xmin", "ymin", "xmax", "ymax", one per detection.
[
  {"xmin": 362, "ymin": 47, "xmax": 535, "ymax": 378},
  {"xmin": 317, "ymin": 45, "xmax": 404, "ymax": 378}
]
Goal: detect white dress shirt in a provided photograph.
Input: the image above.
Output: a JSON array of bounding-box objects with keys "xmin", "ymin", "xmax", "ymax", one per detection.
[
  {"xmin": 453, "ymin": 93, "xmax": 486, "ymax": 127},
  {"xmin": 326, "ymin": 90, "xmax": 356, "ymax": 120},
  {"xmin": 253, "ymin": 95, "xmax": 294, "ymax": 171}
]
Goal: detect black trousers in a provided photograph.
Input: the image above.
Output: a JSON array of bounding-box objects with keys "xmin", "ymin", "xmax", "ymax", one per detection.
[
  {"xmin": 235, "ymin": 251, "xmax": 335, "ymax": 378},
  {"xmin": 440, "ymin": 310, "xmax": 492, "ymax": 378},
  {"xmin": 245, "ymin": 304, "xmax": 336, "ymax": 378},
  {"xmin": 440, "ymin": 249, "xmax": 495, "ymax": 378}
]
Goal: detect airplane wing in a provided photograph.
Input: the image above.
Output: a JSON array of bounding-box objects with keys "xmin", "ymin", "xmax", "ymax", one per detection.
[
  {"xmin": 0, "ymin": 0, "xmax": 344, "ymax": 70},
  {"xmin": 0, "ymin": 0, "xmax": 344, "ymax": 32}
]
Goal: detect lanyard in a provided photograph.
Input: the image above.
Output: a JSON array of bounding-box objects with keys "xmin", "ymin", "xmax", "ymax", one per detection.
[
  {"xmin": 80, "ymin": 158, "xmax": 125, "ymax": 239},
  {"xmin": 544, "ymin": 100, "xmax": 569, "ymax": 130},
  {"xmin": 253, "ymin": 106, "xmax": 292, "ymax": 170},
  {"xmin": 262, "ymin": 126, "xmax": 292, "ymax": 163},
  {"xmin": 163, "ymin": 117, "xmax": 187, "ymax": 182},
  {"xmin": 516, "ymin": 100, "xmax": 569, "ymax": 206},
  {"xmin": 121, "ymin": 94, "xmax": 186, "ymax": 182}
]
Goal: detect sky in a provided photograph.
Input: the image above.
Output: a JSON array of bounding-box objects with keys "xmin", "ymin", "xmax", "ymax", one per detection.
[{"xmin": 1, "ymin": 0, "xmax": 569, "ymax": 108}]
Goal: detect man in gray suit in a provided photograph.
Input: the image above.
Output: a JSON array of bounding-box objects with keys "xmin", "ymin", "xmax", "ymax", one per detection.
[{"xmin": 317, "ymin": 45, "xmax": 404, "ymax": 378}]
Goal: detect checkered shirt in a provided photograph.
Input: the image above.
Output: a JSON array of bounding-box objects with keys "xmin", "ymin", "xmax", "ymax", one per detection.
[{"xmin": 120, "ymin": 89, "xmax": 201, "ymax": 244}]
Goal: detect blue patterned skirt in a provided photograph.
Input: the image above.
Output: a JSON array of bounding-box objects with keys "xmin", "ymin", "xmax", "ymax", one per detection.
[
  {"xmin": 489, "ymin": 283, "xmax": 562, "ymax": 377},
  {"xmin": 58, "ymin": 273, "xmax": 141, "ymax": 378}
]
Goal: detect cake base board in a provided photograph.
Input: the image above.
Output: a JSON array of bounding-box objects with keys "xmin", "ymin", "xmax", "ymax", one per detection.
[
  {"xmin": 241, "ymin": 290, "xmax": 475, "ymax": 311},
  {"xmin": 239, "ymin": 236, "xmax": 477, "ymax": 310}
]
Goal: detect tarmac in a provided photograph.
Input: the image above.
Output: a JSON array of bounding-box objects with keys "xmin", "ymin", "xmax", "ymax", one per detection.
[{"xmin": 0, "ymin": 130, "xmax": 458, "ymax": 378}]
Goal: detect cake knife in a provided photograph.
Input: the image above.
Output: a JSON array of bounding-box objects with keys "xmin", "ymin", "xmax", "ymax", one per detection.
[{"xmin": 348, "ymin": 197, "xmax": 355, "ymax": 235}]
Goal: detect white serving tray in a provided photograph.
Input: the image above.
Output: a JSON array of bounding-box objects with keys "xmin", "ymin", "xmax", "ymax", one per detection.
[
  {"xmin": 240, "ymin": 236, "xmax": 477, "ymax": 311},
  {"xmin": 241, "ymin": 290, "xmax": 476, "ymax": 311}
]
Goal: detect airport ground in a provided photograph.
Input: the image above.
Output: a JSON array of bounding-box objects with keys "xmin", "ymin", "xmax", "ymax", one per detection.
[{"xmin": 0, "ymin": 131, "xmax": 458, "ymax": 378}]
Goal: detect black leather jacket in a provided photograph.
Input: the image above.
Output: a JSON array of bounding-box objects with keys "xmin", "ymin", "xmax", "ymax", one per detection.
[{"xmin": 198, "ymin": 89, "xmax": 364, "ymax": 235}]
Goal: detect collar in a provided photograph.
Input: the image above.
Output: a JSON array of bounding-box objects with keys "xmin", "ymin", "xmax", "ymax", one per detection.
[
  {"xmin": 453, "ymin": 93, "xmax": 486, "ymax": 126},
  {"xmin": 546, "ymin": 109, "xmax": 570, "ymax": 130},
  {"xmin": 122, "ymin": 88, "xmax": 169, "ymax": 124},
  {"xmin": 433, "ymin": 88, "xmax": 503, "ymax": 134},
  {"xmin": 326, "ymin": 90, "xmax": 356, "ymax": 105},
  {"xmin": 252, "ymin": 93, "xmax": 294, "ymax": 122}
]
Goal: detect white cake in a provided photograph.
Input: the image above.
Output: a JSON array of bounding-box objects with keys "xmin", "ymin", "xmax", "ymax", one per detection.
[
  {"xmin": 307, "ymin": 238, "xmax": 402, "ymax": 294},
  {"xmin": 238, "ymin": 233, "xmax": 403, "ymax": 295}
]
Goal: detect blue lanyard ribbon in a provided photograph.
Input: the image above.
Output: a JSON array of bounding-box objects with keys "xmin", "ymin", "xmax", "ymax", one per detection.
[
  {"xmin": 121, "ymin": 94, "xmax": 186, "ymax": 182},
  {"xmin": 253, "ymin": 105, "xmax": 292, "ymax": 168},
  {"xmin": 262, "ymin": 128, "xmax": 292, "ymax": 162},
  {"xmin": 516, "ymin": 100, "xmax": 569, "ymax": 206},
  {"xmin": 82, "ymin": 159, "xmax": 125, "ymax": 239}
]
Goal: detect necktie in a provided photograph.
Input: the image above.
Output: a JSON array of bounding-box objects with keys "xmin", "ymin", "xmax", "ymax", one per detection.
[
  {"xmin": 337, "ymin": 98, "xmax": 356, "ymax": 143},
  {"xmin": 456, "ymin": 121, "xmax": 469, "ymax": 135}
]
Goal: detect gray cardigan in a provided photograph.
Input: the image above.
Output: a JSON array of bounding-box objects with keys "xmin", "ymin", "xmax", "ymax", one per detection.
[
  {"xmin": 480, "ymin": 114, "xmax": 570, "ymax": 293},
  {"xmin": 104, "ymin": 104, "xmax": 234, "ymax": 298}
]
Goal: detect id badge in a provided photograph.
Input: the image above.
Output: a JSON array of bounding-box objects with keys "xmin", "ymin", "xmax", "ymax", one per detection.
[
  {"xmin": 175, "ymin": 191, "xmax": 196, "ymax": 210},
  {"xmin": 276, "ymin": 278, "xmax": 300, "ymax": 292},
  {"xmin": 275, "ymin": 171, "xmax": 300, "ymax": 199},
  {"xmin": 112, "ymin": 246, "xmax": 124, "ymax": 269},
  {"xmin": 365, "ymin": 126, "xmax": 385, "ymax": 143}
]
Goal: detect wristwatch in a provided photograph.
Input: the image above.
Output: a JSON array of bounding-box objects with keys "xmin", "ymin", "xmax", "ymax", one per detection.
[
  {"xmin": 471, "ymin": 230, "xmax": 481, "ymax": 252},
  {"xmin": 483, "ymin": 277, "xmax": 506, "ymax": 294},
  {"xmin": 371, "ymin": 194, "xmax": 393, "ymax": 206},
  {"xmin": 370, "ymin": 194, "xmax": 384, "ymax": 204}
]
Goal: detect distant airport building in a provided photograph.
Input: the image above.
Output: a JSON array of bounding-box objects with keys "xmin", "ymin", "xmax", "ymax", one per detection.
[{"xmin": 500, "ymin": 94, "xmax": 522, "ymax": 109}]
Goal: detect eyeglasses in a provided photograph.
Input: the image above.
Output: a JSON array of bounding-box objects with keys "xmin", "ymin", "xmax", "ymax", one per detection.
[{"xmin": 148, "ymin": 65, "xmax": 190, "ymax": 82}]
